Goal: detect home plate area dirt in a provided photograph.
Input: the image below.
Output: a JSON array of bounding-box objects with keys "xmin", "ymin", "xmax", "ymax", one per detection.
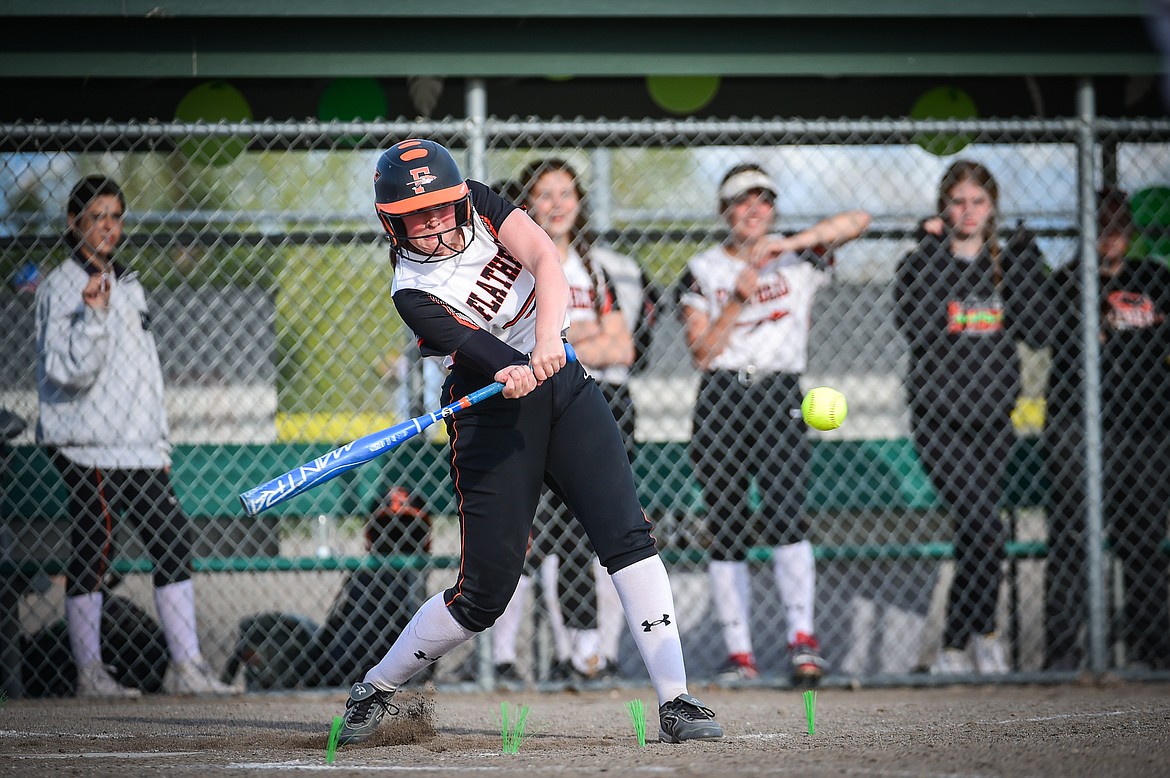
[{"xmin": 3, "ymin": 681, "xmax": 1169, "ymax": 776}]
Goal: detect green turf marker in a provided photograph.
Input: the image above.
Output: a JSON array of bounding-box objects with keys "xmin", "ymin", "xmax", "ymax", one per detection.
[
  {"xmin": 500, "ymin": 701, "xmax": 531, "ymax": 754},
  {"xmin": 625, "ymin": 699, "xmax": 647, "ymax": 747},
  {"xmin": 803, "ymin": 689, "xmax": 817, "ymax": 735},
  {"xmin": 326, "ymin": 715, "xmax": 343, "ymax": 763}
]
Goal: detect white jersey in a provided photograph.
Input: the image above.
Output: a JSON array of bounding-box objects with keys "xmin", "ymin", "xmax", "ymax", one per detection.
[
  {"xmin": 563, "ymin": 246, "xmax": 630, "ymax": 385},
  {"xmin": 680, "ymin": 243, "xmax": 829, "ymax": 374},
  {"xmin": 391, "ymin": 203, "xmax": 570, "ymax": 367},
  {"xmin": 590, "ymin": 245, "xmax": 645, "ymax": 339}
]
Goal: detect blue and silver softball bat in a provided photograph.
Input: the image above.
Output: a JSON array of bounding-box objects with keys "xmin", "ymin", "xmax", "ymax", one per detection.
[{"xmin": 239, "ymin": 344, "xmax": 576, "ymax": 516}]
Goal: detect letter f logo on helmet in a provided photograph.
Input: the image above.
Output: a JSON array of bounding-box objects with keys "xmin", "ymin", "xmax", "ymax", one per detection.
[
  {"xmin": 409, "ymin": 167, "xmax": 438, "ymax": 194},
  {"xmin": 373, "ymin": 139, "xmax": 473, "ymax": 262}
]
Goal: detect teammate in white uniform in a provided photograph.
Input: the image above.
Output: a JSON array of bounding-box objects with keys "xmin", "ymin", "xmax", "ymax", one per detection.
[
  {"xmin": 491, "ymin": 159, "xmax": 637, "ymax": 684},
  {"xmin": 337, "ymin": 139, "xmax": 722, "ymax": 745},
  {"xmin": 679, "ymin": 163, "xmax": 870, "ymax": 686}
]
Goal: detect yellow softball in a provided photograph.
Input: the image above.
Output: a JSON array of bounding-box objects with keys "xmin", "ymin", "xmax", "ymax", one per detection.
[{"xmin": 801, "ymin": 387, "xmax": 848, "ymax": 431}]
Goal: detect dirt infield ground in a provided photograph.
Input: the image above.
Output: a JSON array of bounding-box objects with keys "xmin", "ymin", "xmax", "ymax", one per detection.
[{"xmin": 3, "ymin": 680, "xmax": 1169, "ymax": 777}]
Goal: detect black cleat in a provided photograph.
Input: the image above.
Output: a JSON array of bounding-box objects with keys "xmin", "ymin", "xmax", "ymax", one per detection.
[
  {"xmin": 658, "ymin": 693, "xmax": 724, "ymax": 743},
  {"xmin": 338, "ymin": 682, "xmax": 399, "ymax": 745}
]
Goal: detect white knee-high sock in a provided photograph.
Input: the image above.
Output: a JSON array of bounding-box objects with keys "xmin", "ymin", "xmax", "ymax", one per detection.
[
  {"xmin": 491, "ymin": 574, "xmax": 532, "ymax": 665},
  {"xmin": 539, "ymin": 554, "xmax": 571, "ymax": 661},
  {"xmin": 363, "ymin": 592, "xmax": 477, "ymax": 692},
  {"xmin": 155, "ymin": 579, "xmax": 201, "ymax": 664},
  {"xmin": 708, "ymin": 559, "xmax": 753, "ymax": 656},
  {"xmin": 773, "ymin": 540, "xmax": 816, "ymax": 644},
  {"xmin": 594, "ymin": 557, "xmax": 625, "ymax": 662},
  {"xmin": 65, "ymin": 591, "xmax": 103, "ymax": 668},
  {"xmin": 610, "ymin": 555, "xmax": 688, "ymax": 706}
]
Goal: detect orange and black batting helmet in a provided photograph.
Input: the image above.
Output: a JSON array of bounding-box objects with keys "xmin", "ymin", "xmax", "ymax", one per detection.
[{"xmin": 373, "ymin": 139, "xmax": 472, "ymax": 259}]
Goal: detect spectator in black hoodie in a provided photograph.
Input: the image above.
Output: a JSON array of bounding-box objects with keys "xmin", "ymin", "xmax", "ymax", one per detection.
[
  {"xmin": 1041, "ymin": 188, "xmax": 1170, "ymax": 672},
  {"xmin": 894, "ymin": 160, "xmax": 1047, "ymax": 676}
]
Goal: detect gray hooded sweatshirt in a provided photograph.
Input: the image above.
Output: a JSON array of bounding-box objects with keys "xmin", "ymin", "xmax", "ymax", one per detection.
[{"xmin": 35, "ymin": 255, "xmax": 170, "ymax": 469}]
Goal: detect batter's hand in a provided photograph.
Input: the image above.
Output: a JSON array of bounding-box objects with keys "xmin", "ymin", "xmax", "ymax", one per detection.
[
  {"xmin": 495, "ymin": 363, "xmax": 539, "ymax": 399},
  {"xmin": 529, "ymin": 338, "xmax": 567, "ymax": 382}
]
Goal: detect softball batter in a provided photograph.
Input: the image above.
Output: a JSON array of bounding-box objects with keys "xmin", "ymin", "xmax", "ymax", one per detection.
[{"xmin": 337, "ymin": 139, "xmax": 721, "ymax": 745}]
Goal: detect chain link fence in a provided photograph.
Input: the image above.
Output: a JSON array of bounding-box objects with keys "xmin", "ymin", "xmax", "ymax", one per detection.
[{"xmin": 1, "ymin": 110, "xmax": 1168, "ymax": 697}]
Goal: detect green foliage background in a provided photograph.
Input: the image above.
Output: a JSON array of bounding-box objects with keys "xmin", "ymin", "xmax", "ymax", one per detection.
[{"xmin": 2, "ymin": 143, "xmax": 715, "ymax": 418}]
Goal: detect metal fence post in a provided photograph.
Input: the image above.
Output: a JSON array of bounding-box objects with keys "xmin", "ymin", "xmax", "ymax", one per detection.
[
  {"xmin": 464, "ymin": 77, "xmax": 494, "ymax": 691},
  {"xmin": 1076, "ymin": 78, "xmax": 1108, "ymax": 675},
  {"xmin": 465, "ymin": 78, "xmax": 488, "ymax": 183}
]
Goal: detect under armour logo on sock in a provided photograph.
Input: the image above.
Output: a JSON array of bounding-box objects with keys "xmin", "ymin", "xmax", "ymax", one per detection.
[
  {"xmin": 414, "ymin": 650, "xmax": 442, "ymax": 662},
  {"xmin": 641, "ymin": 614, "xmax": 672, "ymax": 632}
]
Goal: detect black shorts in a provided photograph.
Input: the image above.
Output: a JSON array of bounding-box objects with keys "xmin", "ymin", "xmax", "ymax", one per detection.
[
  {"xmin": 691, "ymin": 370, "xmax": 810, "ymax": 558},
  {"xmin": 53, "ymin": 453, "xmax": 193, "ymax": 594}
]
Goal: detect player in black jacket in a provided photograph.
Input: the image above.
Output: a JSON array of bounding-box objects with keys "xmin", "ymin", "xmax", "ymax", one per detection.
[
  {"xmin": 1041, "ymin": 188, "xmax": 1170, "ymax": 671},
  {"xmin": 894, "ymin": 159, "xmax": 1047, "ymax": 676}
]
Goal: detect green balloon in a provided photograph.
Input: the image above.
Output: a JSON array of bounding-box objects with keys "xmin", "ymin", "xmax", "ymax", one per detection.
[
  {"xmin": 646, "ymin": 75, "xmax": 720, "ymax": 115},
  {"xmin": 174, "ymin": 81, "xmax": 253, "ymax": 167},
  {"xmin": 317, "ymin": 77, "xmax": 388, "ymax": 122},
  {"xmin": 317, "ymin": 78, "xmax": 388, "ymax": 148},
  {"xmin": 910, "ymin": 86, "xmax": 978, "ymax": 157}
]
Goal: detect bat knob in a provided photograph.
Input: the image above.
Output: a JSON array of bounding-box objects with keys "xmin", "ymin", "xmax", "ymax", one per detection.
[{"xmin": 239, "ymin": 493, "xmax": 260, "ymax": 517}]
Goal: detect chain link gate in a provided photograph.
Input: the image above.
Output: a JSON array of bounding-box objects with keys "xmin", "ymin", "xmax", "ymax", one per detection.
[{"xmin": 1, "ymin": 108, "xmax": 1168, "ymax": 697}]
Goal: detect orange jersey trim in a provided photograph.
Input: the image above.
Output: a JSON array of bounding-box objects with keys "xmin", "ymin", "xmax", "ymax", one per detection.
[
  {"xmin": 445, "ymin": 383, "xmax": 470, "ymax": 611},
  {"xmin": 480, "ymin": 215, "xmax": 501, "ymax": 240},
  {"xmin": 94, "ymin": 468, "xmax": 114, "ymax": 589},
  {"xmin": 503, "ymin": 289, "xmax": 536, "ymax": 329},
  {"xmin": 429, "ymin": 295, "xmax": 481, "ymax": 331}
]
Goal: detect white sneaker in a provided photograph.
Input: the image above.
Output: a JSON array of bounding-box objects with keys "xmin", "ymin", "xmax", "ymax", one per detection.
[
  {"xmin": 971, "ymin": 633, "xmax": 1010, "ymax": 675},
  {"xmin": 76, "ymin": 662, "xmax": 142, "ymax": 699},
  {"xmin": 166, "ymin": 657, "xmax": 238, "ymax": 696},
  {"xmin": 930, "ymin": 647, "xmax": 974, "ymax": 675}
]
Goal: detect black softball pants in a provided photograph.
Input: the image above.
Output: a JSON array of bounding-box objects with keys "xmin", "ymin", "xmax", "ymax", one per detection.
[
  {"xmin": 1042, "ymin": 422, "xmax": 1089, "ymax": 667},
  {"xmin": 1105, "ymin": 430, "xmax": 1170, "ymax": 666},
  {"xmin": 911, "ymin": 418, "xmax": 1014, "ymax": 649},
  {"xmin": 530, "ymin": 380, "xmax": 637, "ymax": 630},
  {"xmin": 1045, "ymin": 426, "xmax": 1170, "ymax": 668},
  {"xmin": 440, "ymin": 361, "xmax": 655, "ymax": 633}
]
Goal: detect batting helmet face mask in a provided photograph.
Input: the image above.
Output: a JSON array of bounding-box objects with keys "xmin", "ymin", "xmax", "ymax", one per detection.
[{"xmin": 374, "ymin": 139, "xmax": 473, "ymax": 263}]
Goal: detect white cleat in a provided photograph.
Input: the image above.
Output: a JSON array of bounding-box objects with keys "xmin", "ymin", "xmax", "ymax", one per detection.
[
  {"xmin": 930, "ymin": 646, "xmax": 975, "ymax": 675},
  {"xmin": 971, "ymin": 633, "xmax": 1010, "ymax": 675},
  {"xmin": 166, "ymin": 657, "xmax": 239, "ymax": 696},
  {"xmin": 76, "ymin": 662, "xmax": 142, "ymax": 699}
]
